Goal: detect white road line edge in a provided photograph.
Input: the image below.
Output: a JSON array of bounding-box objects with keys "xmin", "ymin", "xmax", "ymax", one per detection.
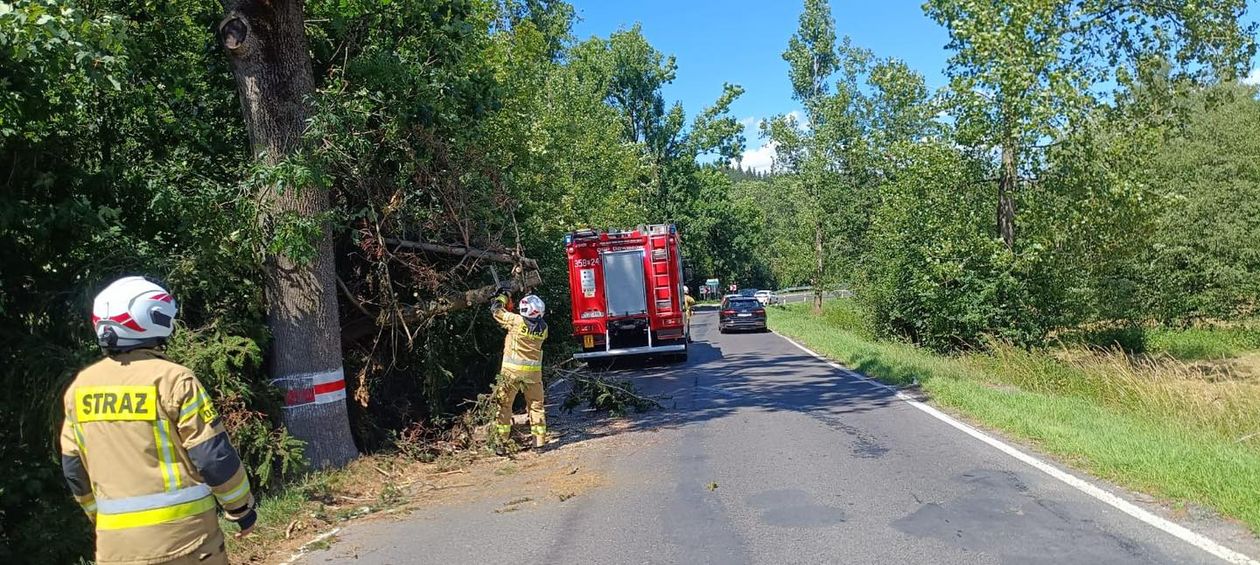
[{"xmin": 772, "ymin": 330, "xmax": 1258, "ymax": 565}]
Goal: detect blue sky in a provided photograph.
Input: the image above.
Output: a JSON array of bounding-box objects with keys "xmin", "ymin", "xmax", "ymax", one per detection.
[{"xmin": 570, "ymin": 0, "xmax": 1260, "ymax": 171}]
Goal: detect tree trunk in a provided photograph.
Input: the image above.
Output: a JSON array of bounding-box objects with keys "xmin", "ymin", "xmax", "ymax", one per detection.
[
  {"xmin": 812, "ymin": 221, "xmax": 824, "ymax": 315},
  {"xmin": 998, "ymin": 141, "xmax": 1017, "ymax": 250},
  {"xmin": 218, "ymin": 0, "xmax": 357, "ymax": 469}
]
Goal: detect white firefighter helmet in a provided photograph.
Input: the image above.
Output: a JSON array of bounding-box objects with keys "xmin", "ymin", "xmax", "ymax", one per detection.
[
  {"xmin": 684, "ymin": 285, "xmax": 690, "ymax": 294},
  {"xmin": 92, "ymin": 276, "xmax": 178, "ymax": 350},
  {"xmin": 518, "ymin": 294, "xmax": 545, "ymax": 319}
]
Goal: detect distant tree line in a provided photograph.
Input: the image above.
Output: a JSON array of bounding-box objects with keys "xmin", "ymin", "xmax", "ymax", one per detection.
[{"xmin": 738, "ymin": 0, "xmax": 1258, "ymax": 351}]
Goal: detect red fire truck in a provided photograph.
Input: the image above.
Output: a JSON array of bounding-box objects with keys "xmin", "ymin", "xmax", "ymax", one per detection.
[{"xmin": 565, "ymin": 224, "xmax": 688, "ymax": 361}]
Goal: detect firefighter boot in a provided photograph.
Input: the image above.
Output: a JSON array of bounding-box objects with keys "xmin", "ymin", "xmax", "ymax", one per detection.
[{"xmin": 494, "ymin": 424, "xmax": 513, "ymax": 456}]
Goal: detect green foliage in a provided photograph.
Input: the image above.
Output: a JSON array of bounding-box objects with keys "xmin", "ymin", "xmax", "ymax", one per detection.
[
  {"xmin": 750, "ymin": 1, "xmax": 1258, "ymax": 355},
  {"xmin": 861, "ymin": 141, "xmax": 1068, "ymax": 349},
  {"xmin": 1140, "ymin": 84, "xmax": 1260, "ymax": 323},
  {"xmin": 0, "ymin": 0, "xmax": 126, "ymax": 139}
]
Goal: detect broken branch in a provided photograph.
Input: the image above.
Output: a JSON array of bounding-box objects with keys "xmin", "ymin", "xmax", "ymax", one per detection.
[
  {"xmin": 383, "ymin": 238, "xmax": 539, "ymax": 270},
  {"xmin": 341, "ymin": 270, "xmax": 542, "ymax": 343}
]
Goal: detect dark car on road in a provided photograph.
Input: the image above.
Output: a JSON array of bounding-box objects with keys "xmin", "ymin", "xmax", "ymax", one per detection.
[{"xmin": 719, "ymin": 296, "xmax": 767, "ymax": 333}]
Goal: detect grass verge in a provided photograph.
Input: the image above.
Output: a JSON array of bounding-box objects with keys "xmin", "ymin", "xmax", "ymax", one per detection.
[
  {"xmin": 768, "ymin": 302, "xmax": 1260, "ymax": 535},
  {"xmin": 1146, "ymin": 325, "xmax": 1260, "ymax": 361}
]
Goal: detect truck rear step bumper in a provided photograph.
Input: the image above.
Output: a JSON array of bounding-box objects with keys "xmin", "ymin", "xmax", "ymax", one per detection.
[{"xmin": 574, "ymin": 344, "xmax": 686, "ymax": 360}]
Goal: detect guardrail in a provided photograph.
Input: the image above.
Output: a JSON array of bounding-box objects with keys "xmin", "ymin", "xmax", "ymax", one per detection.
[{"xmin": 776, "ymin": 289, "xmax": 852, "ymax": 304}]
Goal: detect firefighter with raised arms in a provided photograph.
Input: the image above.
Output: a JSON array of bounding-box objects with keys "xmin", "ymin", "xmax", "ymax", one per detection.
[
  {"xmin": 61, "ymin": 276, "xmax": 256, "ymax": 565},
  {"xmin": 489, "ymin": 286, "xmax": 549, "ymax": 453}
]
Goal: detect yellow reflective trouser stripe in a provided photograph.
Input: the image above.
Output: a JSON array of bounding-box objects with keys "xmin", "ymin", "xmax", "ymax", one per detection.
[
  {"xmin": 153, "ymin": 420, "xmax": 181, "ymax": 491},
  {"xmin": 495, "ymin": 424, "xmax": 512, "ymax": 434},
  {"xmin": 96, "ymin": 496, "xmax": 215, "ymax": 531},
  {"xmin": 502, "ymin": 362, "xmax": 542, "ymax": 372},
  {"xmin": 530, "ymin": 425, "xmax": 546, "ymax": 435}
]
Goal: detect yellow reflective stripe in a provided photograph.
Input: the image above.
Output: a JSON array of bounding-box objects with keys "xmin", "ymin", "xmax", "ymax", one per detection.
[
  {"xmin": 95, "ymin": 496, "xmax": 214, "ymax": 531},
  {"xmin": 217, "ymin": 479, "xmax": 251, "ymax": 506},
  {"xmin": 153, "ymin": 421, "xmax": 181, "ymax": 491},
  {"xmin": 72, "ymin": 423, "xmax": 88, "ymax": 458},
  {"xmin": 152, "ymin": 422, "xmax": 171, "ymax": 491},
  {"xmin": 164, "ymin": 421, "xmax": 182, "ymax": 489},
  {"xmin": 179, "ymin": 396, "xmax": 203, "ymax": 423},
  {"xmin": 502, "ymin": 361, "xmax": 542, "ymax": 372},
  {"xmin": 180, "ymin": 388, "xmax": 215, "ymax": 424}
]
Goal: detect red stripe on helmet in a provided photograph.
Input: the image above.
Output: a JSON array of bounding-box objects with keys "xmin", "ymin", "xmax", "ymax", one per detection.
[
  {"xmin": 152, "ymin": 293, "xmax": 173, "ymax": 303},
  {"xmin": 107, "ymin": 313, "xmax": 145, "ymax": 332}
]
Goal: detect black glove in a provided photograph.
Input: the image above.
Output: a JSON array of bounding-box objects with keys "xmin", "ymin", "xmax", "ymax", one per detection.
[
  {"xmin": 494, "ymin": 284, "xmax": 512, "ymax": 299},
  {"xmin": 227, "ymin": 503, "xmax": 257, "ymax": 532}
]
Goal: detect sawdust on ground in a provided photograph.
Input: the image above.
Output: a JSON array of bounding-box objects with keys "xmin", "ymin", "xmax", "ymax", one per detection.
[{"xmin": 237, "ymin": 423, "xmax": 646, "ymax": 565}]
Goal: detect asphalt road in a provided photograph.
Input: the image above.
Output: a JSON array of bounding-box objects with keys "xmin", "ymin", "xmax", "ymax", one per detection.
[{"xmin": 301, "ymin": 309, "xmax": 1255, "ymax": 565}]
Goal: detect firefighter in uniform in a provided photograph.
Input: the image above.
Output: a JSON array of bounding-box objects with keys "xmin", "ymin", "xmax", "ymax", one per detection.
[
  {"xmin": 684, "ymin": 286, "xmax": 696, "ymax": 339},
  {"xmin": 61, "ymin": 276, "xmax": 256, "ymax": 565},
  {"xmin": 489, "ymin": 288, "xmax": 548, "ymax": 451}
]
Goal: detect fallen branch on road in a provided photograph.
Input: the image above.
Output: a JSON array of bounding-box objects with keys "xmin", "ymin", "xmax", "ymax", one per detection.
[{"xmin": 554, "ymin": 368, "xmax": 664, "ymax": 417}]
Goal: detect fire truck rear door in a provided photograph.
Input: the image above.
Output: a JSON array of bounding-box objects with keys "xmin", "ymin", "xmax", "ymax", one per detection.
[{"xmin": 601, "ymin": 250, "xmax": 647, "ymax": 317}]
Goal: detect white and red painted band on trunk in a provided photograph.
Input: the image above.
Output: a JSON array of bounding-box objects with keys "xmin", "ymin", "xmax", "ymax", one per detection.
[{"xmin": 273, "ymin": 368, "xmax": 346, "ymax": 408}]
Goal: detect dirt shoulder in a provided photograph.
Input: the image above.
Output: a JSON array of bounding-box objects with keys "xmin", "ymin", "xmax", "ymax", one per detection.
[{"xmin": 232, "ymin": 399, "xmax": 637, "ymax": 564}]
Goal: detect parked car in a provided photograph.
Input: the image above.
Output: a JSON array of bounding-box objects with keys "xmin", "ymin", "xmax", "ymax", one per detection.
[
  {"xmin": 719, "ymin": 296, "xmax": 767, "ymax": 333},
  {"xmin": 754, "ymin": 290, "xmax": 779, "ymax": 305}
]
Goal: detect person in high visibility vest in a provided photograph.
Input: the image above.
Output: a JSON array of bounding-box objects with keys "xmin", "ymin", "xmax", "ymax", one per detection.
[
  {"xmin": 489, "ymin": 288, "xmax": 548, "ymax": 452},
  {"xmin": 61, "ymin": 276, "xmax": 256, "ymax": 564}
]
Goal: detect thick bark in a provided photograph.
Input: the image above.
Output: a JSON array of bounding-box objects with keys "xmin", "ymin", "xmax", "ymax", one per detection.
[
  {"xmin": 812, "ymin": 221, "xmax": 824, "ymax": 314},
  {"xmin": 998, "ymin": 141, "xmax": 1017, "ymax": 250},
  {"xmin": 219, "ymin": 0, "xmax": 357, "ymax": 468}
]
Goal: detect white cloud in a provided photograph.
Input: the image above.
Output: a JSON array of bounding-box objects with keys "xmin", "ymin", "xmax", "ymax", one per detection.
[
  {"xmin": 1244, "ymin": 68, "xmax": 1260, "ymax": 86},
  {"xmin": 732, "ymin": 140, "xmax": 778, "ymax": 173}
]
